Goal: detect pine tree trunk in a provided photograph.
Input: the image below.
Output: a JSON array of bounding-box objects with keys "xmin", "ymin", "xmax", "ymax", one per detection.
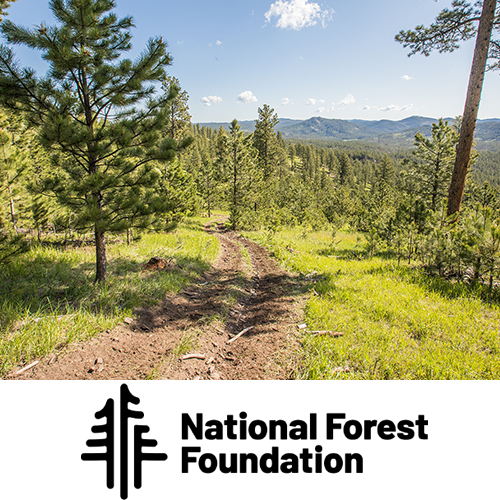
[
  {"xmin": 94, "ymin": 191, "xmax": 107, "ymax": 283},
  {"xmin": 171, "ymin": 107, "xmax": 176, "ymax": 140},
  {"xmin": 95, "ymin": 227, "xmax": 107, "ymax": 283},
  {"xmin": 8, "ymin": 185, "xmax": 17, "ymax": 234},
  {"xmin": 447, "ymin": 0, "xmax": 497, "ymax": 218}
]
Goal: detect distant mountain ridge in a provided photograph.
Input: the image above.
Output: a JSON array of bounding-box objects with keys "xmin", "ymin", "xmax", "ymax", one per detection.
[{"xmin": 198, "ymin": 115, "xmax": 500, "ymax": 149}]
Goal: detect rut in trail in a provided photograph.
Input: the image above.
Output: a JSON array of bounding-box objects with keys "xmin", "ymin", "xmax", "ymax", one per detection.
[{"xmin": 12, "ymin": 224, "xmax": 307, "ymax": 380}]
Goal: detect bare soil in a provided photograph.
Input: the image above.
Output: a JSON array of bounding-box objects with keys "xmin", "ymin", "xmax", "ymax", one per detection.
[{"xmin": 11, "ymin": 221, "xmax": 307, "ymax": 380}]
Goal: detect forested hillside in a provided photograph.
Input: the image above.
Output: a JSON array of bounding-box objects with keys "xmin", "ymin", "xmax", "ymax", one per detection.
[
  {"xmin": 2, "ymin": 102, "xmax": 500, "ymax": 263},
  {"xmin": 200, "ymin": 116, "xmax": 500, "ymax": 149}
]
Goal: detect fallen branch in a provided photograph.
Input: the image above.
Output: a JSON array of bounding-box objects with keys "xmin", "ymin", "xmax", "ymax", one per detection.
[
  {"xmin": 227, "ymin": 326, "xmax": 254, "ymax": 344},
  {"xmin": 182, "ymin": 354, "xmax": 206, "ymax": 361},
  {"xmin": 310, "ymin": 331, "xmax": 344, "ymax": 338},
  {"xmin": 14, "ymin": 360, "xmax": 39, "ymax": 376}
]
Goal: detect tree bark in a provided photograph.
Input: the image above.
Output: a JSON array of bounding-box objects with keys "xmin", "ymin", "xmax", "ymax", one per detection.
[
  {"xmin": 94, "ymin": 191, "xmax": 107, "ymax": 283},
  {"xmin": 8, "ymin": 184, "xmax": 17, "ymax": 233},
  {"xmin": 447, "ymin": 0, "xmax": 497, "ymax": 218},
  {"xmin": 95, "ymin": 226, "xmax": 107, "ymax": 283}
]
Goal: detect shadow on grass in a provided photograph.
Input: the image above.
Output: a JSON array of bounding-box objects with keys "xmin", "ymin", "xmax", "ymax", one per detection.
[
  {"xmin": 316, "ymin": 247, "xmax": 367, "ymax": 260},
  {"xmin": 0, "ymin": 252, "xmax": 214, "ymax": 333},
  {"xmin": 404, "ymin": 268, "xmax": 500, "ymax": 305},
  {"xmin": 362, "ymin": 261, "xmax": 500, "ymax": 306}
]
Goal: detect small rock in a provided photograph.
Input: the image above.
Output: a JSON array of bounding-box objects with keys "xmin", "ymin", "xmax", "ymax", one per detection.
[
  {"xmin": 95, "ymin": 358, "xmax": 104, "ymax": 365},
  {"xmin": 211, "ymin": 372, "xmax": 221, "ymax": 380},
  {"xmin": 298, "ymin": 323, "xmax": 307, "ymax": 330},
  {"xmin": 124, "ymin": 317, "xmax": 134, "ymax": 325},
  {"xmin": 206, "ymin": 356, "xmax": 216, "ymax": 365}
]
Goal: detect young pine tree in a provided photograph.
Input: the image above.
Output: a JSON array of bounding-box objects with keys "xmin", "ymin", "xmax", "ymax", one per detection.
[
  {"xmin": 253, "ymin": 104, "xmax": 284, "ymax": 180},
  {"xmin": 406, "ymin": 119, "xmax": 459, "ymax": 212},
  {"xmin": 216, "ymin": 119, "xmax": 258, "ymax": 230},
  {"xmin": 162, "ymin": 76, "xmax": 191, "ymax": 141},
  {"xmin": 0, "ymin": 0, "xmax": 191, "ymax": 282}
]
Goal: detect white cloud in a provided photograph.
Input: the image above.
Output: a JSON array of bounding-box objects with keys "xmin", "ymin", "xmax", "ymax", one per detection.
[
  {"xmin": 237, "ymin": 91, "xmax": 258, "ymax": 104},
  {"xmin": 306, "ymin": 98, "xmax": 317, "ymax": 106},
  {"xmin": 265, "ymin": 0, "xmax": 334, "ymax": 30},
  {"xmin": 282, "ymin": 98, "xmax": 291, "ymax": 105},
  {"xmin": 216, "ymin": 40, "xmax": 223, "ymax": 46},
  {"xmin": 363, "ymin": 103, "xmax": 414, "ymax": 112},
  {"xmin": 339, "ymin": 94, "xmax": 356, "ymax": 106},
  {"xmin": 380, "ymin": 103, "xmax": 413, "ymax": 112},
  {"xmin": 201, "ymin": 95, "xmax": 223, "ymax": 107},
  {"xmin": 317, "ymin": 107, "xmax": 326, "ymax": 113},
  {"xmin": 401, "ymin": 75, "xmax": 414, "ymax": 81}
]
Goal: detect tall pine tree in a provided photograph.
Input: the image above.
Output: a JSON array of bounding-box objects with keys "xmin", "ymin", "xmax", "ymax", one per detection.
[
  {"xmin": 216, "ymin": 119, "xmax": 258, "ymax": 230},
  {"xmin": 253, "ymin": 104, "xmax": 284, "ymax": 180},
  {"xmin": 0, "ymin": 0, "xmax": 190, "ymax": 282},
  {"xmin": 162, "ymin": 76, "xmax": 191, "ymax": 141},
  {"xmin": 396, "ymin": 0, "xmax": 499, "ymax": 217}
]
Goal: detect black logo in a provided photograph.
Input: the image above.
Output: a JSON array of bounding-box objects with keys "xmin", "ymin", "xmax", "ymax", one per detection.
[{"xmin": 82, "ymin": 384, "xmax": 168, "ymax": 499}]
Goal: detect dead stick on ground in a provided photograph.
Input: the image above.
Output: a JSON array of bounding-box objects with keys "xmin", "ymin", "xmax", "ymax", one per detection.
[
  {"xmin": 227, "ymin": 326, "xmax": 254, "ymax": 344},
  {"xmin": 310, "ymin": 331, "xmax": 344, "ymax": 337},
  {"xmin": 14, "ymin": 360, "xmax": 39, "ymax": 376},
  {"xmin": 182, "ymin": 354, "xmax": 206, "ymax": 361}
]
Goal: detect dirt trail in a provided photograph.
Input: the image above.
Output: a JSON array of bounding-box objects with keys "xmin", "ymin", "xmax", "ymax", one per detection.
[{"xmin": 12, "ymin": 222, "xmax": 306, "ymax": 380}]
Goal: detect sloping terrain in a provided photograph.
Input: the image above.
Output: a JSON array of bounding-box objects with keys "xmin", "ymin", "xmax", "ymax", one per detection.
[
  {"xmin": 10, "ymin": 223, "xmax": 307, "ymax": 380},
  {"xmin": 199, "ymin": 116, "xmax": 500, "ymax": 148}
]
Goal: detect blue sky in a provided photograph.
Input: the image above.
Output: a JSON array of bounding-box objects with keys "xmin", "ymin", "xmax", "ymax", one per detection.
[{"xmin": 5, "ymin": 0, "xmax": 500, "ymax": 123}]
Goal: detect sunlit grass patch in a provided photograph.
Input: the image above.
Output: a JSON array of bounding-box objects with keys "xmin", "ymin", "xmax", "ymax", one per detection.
[
  {"xmin": 244, "ymin": 227, "xmax": 500, "ymax": 380},
  {"xmin": 0, "ymin": 220, "xmax": 219, "ymax": 376}
]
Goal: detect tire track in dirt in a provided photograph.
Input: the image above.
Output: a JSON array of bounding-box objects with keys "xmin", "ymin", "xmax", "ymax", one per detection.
[{"xmin": 11, "ymin": 222, "xmax": 307, "ymax": 380}]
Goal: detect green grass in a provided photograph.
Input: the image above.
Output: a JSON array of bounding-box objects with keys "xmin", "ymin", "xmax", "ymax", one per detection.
[
  {"xmin": 0, "ymin": 221, "xmax": 219, "ymax": 376},
  {"xmin": 244, "ymin": 227, "xmax": 500, "ymax": 380}
]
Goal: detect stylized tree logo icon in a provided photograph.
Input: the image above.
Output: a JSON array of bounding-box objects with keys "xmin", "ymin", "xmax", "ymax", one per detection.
[{"xmin": 82, "ymin": 383, "xmax": 168, "ymax": 500}]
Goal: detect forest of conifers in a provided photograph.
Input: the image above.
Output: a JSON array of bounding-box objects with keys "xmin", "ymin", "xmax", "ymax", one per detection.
[
  {"xmin": 2, "ymin": 99, "xmax": 500, "ymax": 289},
  {"xmin": 0, "ymin": 0, "xmax": 499, "ymax": 292}
]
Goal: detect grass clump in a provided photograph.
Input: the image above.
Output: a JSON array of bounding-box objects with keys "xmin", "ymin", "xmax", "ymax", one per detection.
[
  {"xmin": 0, "ymin": 221, "xmax": 219, "ymax": 376},
  {"xmin": 244, "ymin": 227, "xmax": 500, "ymax": 380}
]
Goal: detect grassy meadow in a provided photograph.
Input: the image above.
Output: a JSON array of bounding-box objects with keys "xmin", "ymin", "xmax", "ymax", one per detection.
[
  {"xmin": 0, "ymin": 219, "xmax": 219, "ymax": 376},
  {"xmin": 244, "ymin": 227, "xmax": 500, "ymax": 380}
]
